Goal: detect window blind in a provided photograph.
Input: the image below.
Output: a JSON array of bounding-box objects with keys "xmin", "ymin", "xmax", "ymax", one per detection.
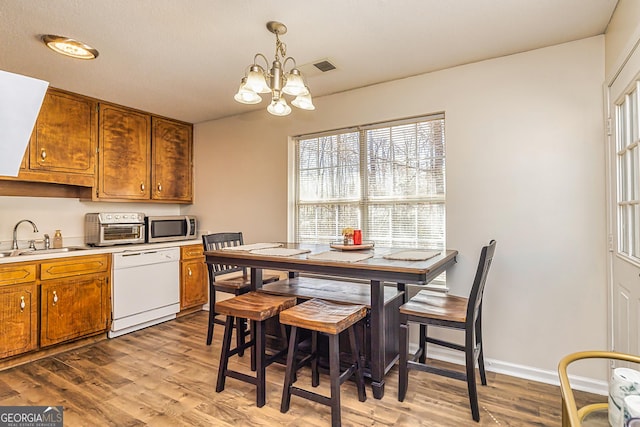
[{"xmin": 294, "ymin": 113, "xmax": 445, "ymax": 250}]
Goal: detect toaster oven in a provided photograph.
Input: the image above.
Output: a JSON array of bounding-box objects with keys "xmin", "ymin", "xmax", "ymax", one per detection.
[{"xmin": 85, "ymin": 212, "xmax": 146, "ymax": 246}]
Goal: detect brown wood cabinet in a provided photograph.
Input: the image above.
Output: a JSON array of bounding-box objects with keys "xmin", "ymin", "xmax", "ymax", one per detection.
[
  {"xmin": 151, "ymin": 117, "xmax": 193, "ymax": 202},
  {"xmin": 3, "ymin": 88, "xmax": 98, "ymax": 187},
  {"xmin": 97, "ymin": 103, "xmax": 152, "ymax": 200},
  {"xmin": 39, "ymin": 254, "xmax": 111, "ymax": 347},
  {"xmin": 96, "ymin": 104, "xmax": 193, "ymax": 203},
  {"xmin": 180, "ymin": 244, "xmax": 207, "ymax": 310},
  {"xmin": 0, "ymin": 87, "xmax": 193, "ymax": 202},
  {"xmin": 0, "ymin": 263, "xmax": 38, "ymax": 358}
]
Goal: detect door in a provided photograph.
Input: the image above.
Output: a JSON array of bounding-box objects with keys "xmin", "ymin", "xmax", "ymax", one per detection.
[
  {"xmin": 151, "ymin": 117, "xmax": 193, "ymax": 202},
  {"xmin": 29, "ymin": 89, "xmax": 97, "ymax": 175},
  {"xmin": 0, "ymin": 283, "xmax": 38, "ymax": 358},
  {"xmin": 608, "ymin": 44, "xmax": 640, "ymax": 355},
  {"xmin": 97, "ymin": 103, "xmax": 151, "ymax": 200},
  {"xmin": 40, "ymin": 274, "xmax": 109, "ymax": 347},
  {"xmin": 181, "ymin": 257, "xmax": 207, "ymax": 309}
]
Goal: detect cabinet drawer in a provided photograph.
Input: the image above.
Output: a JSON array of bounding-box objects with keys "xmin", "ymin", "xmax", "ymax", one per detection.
[
  {"xmin": 40, "ymin": 254, "xmax": 110, "ymax": 280},
  {"xmin": 0, "ymin": 263, "xmax": 37, "ymax": 286},
  {"xmin": 181, "ymin": 244, "xmax": 203, "ymax": 260}
]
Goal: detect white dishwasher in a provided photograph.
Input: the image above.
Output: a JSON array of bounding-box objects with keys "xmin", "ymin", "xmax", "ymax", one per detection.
[{"xmin": 109, "ymin": 247, "xmax": 181, "ymax": 338}]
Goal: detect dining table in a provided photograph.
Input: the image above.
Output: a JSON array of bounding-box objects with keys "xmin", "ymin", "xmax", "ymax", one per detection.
[{"xmin": 204, "ymin": 242, "xmax": 458, "ymax": 399}]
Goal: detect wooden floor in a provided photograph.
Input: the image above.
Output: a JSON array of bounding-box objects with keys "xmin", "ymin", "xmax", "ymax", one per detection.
[{"xmin": 0, "ymin": 311, "xmax": 602, "ymax": 426}]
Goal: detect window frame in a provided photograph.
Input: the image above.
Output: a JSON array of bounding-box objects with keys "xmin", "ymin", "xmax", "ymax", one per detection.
[{"xmin": 292, "ymin": 113, "xmax": 446, "ymax": 250}]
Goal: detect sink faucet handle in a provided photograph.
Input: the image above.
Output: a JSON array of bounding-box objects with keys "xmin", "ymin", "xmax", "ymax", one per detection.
[
  {"xmin": 44, "ymin": 234, "xmax": 50, "ymax": 250},
  {"xmin": 28, "ymin": 240, "xmax": 36, "ymax": 250}
]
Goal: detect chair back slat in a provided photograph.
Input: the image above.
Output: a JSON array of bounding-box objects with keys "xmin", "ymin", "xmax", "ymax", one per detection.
[
  {"xmin": 202, "ymin": 232, "xmax": 247, "ymax": 278},
  {"xmin": 466, "ymin": 240, "xmax": 496, "ymax": 326}
]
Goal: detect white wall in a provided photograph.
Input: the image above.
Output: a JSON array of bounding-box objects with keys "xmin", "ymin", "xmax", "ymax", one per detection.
[
  {"xmin": 605, "ymin": 0, "xmax": 640, "ymax": 81},
  {"xmin": 191, "ymin": 36, "xmax": 607, "ymax": 383}
]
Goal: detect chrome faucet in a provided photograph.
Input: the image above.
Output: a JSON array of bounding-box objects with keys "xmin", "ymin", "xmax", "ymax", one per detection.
[{"xmin": 12, "ymin": 219, "xmax": 39, "ymax": 250}]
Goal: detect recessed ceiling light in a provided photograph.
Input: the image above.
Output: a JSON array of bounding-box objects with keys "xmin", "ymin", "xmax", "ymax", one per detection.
[{"xmin": 41, "ymin": 35, "xmax": 99, "ymax": 60}]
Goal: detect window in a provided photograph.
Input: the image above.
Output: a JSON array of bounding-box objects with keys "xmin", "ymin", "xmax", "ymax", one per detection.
[
  {"xmin": 616, "ymin": 82, "xmax": 640, "ymax": 261},
  {"xmin": 294, "ymin": 113, "xmax": 445, "ymax": 249}
]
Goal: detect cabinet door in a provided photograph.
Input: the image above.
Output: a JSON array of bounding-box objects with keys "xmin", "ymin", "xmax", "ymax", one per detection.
[
  {"xmin": 97, "ymin": 103, "xmax": 151, "ymax": 200},
  {"xmin": 151, "ymin": 117, "xmax": 193, "ymax": 202},
  {"xmin": 40, "ymin": 274, "xmax": 109, "ymax": 347},
  {"xmin": 29, "ymin": 89, "xmax": 97, "ymax": 177},
  {"xmin": 180, "ymin": 257, "xmax": 207, "ymax": 309},
  {"xmin": 0, "ymin": 283, "xmax": 38, "ymax": 358}
]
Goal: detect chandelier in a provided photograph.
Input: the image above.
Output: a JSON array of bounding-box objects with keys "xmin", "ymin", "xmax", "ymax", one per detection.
[{"xmin": 234, "ymin": 21, "xmax": 315, "ymax": 116}]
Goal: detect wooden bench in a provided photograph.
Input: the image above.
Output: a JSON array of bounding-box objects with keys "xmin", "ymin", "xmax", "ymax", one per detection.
[{"xmin": 259, "ymin": 276, "xmax": 403, "ymax": 307}]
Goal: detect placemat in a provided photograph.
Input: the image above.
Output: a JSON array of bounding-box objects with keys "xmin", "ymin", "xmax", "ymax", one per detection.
[
  {"xmin": 249, "ymin": 247, "xmax": 311, "ymax": 257},
  {"xmin": 221, "ymin": 242, "xmax": 282, "ymax": 251},
  {"xmin": 307, "ymin": 251, "xmax": 374, "ymax": 263},
  {"xmin": 383, "ymin": 250, "xmax": 441, "ymax": 261}
]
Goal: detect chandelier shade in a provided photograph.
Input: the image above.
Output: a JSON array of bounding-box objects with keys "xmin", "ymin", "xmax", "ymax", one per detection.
[
  {"xmin": 233, "ymin": 78, "xmax": 262, "ymax": 104},
  {"xmin": 267, "ymin": 97, "xmax": 292, "ymax": 116},
  {"xmin": 291, "ymin": 92, "xmax": 315, "ymax": 110},
  {"xmin": 234, "ymin": 21, "xmax": 314, "ymax": 116}
]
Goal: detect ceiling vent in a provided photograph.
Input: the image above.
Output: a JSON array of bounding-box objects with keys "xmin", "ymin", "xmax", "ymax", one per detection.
[
  {"xmin": 313, "ymin": 60, "xmax": 336, "ymax": 72},
  {"xmin": 299, "ymin": 58, "xmax": 337, "ymax": 77}
]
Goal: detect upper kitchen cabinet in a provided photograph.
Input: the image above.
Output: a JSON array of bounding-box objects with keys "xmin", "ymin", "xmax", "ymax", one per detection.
[
  {"xmin": 96, "ymin": 103, "xmax": 152, "ymax": 200},
  {"xmin": 96, "ymin": 104, "xmax": 193, "ymax": 203},
  {"xmin": 151, "ymin": 117, "xmax": 193, "ymax": 202},
  {"xmin": 2, "ymin": 88, "xmax": 97, "ymax": 187}
]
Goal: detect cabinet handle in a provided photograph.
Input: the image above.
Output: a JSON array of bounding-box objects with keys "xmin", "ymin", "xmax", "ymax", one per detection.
[
  {"xmin": 157, "ymin": 183, "xmax": 162, "ymax": 192},
  {"xmin": 188, "ymin": 267, "xmax": 192, "ymax": 277},
  {"xmin": 20, "ymin": 296, "xmax": 25, "ymax": 311},
  {"xmin": 52, "ymin": 291, "xmax": 58, "ymax": 305},
  {"xmin": 140, "ymin": 182, "xmax": 145, "ymax": 192},
  {"xmin": 40, "ymin": 148, "xmax": 47, "ymax": 161}
]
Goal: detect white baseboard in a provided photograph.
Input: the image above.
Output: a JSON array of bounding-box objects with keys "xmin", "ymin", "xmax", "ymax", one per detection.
[{"xmin": 419, "ymin": 345, "xmax": 608, "ymax": 396}]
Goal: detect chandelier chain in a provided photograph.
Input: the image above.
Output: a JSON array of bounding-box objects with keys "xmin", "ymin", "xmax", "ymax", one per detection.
[{"xmin": 274, "ymin": 33, "xmax": 286, "ymax": 61}]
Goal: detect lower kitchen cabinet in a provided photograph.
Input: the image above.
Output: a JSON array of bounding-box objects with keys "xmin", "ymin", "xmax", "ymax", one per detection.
[
  {"xmin": 0, "ymin": 283, "xmax": 38, "ymax": 358},
  {"xmin": 40, "ymin": 273, "xmax": 110, "ymax": 347},
  {"xmin": 180, "ymin": 244, "xmax": 207, "ymax": 310},
  {"xmin": 39, "ymin": 254, "xmax": 111, "ymax": 348},
  {"xmin": 0, "ymin": 262, "xmax": 38, "ymax": 358}
]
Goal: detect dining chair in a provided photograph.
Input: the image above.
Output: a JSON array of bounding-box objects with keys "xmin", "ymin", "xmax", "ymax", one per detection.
[
  {"xmin": 558, "ymin": 350, "xmax": 640, "ymax": 427},
  {"xmin": 202, "ymin": 232, "xmax": 280, "ymax": 348},
  {"xmin": 398, "ymin": 239, "xmax": 496, "ymax": 422}
]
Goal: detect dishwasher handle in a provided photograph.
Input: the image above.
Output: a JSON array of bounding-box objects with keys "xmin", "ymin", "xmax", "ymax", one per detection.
[{"xmin": 121, "ymin": 250, "xmax": 159, "ymax": 257}]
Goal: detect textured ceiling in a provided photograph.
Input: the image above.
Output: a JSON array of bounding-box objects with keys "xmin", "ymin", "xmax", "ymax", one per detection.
[{"xmin": 0, "ymin": 0, "xmax": 618, "ymax": 123}]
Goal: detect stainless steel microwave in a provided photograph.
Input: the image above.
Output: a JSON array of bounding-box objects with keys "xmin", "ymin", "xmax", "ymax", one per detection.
[{"xmin": 145, "ymin": 215, "xmax": 198, "ymax": 243}]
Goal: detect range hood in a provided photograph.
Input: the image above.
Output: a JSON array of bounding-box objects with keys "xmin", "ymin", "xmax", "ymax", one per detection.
[{"xmin": 0, "ymin": 70, "xmax": 49, "ymax": 177}]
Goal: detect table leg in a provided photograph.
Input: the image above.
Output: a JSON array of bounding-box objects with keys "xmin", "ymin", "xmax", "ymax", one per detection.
[
  {"xmin": 251, "ymin": 268, "xmax": 263, "ymax": 291},
  {"xmin": 397, "ymin": 282, "xmax": 407, "ymax": 303},
  {"xmin": 370, "ymin": 279, "xmax": 385, "ymax": 399}
]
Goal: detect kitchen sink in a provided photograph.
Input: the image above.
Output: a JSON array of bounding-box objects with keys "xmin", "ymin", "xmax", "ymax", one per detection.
[{"xmin": 0, "ymin": 247, "xmax": 88, "ymax": 257}]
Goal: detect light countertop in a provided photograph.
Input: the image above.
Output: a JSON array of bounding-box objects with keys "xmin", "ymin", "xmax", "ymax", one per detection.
[{"xmin": 0, "ymin": 239, "xmax": 201, "ymax": 264}]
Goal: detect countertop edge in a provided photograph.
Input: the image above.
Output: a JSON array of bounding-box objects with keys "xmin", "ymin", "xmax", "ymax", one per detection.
[{"xmin": 0, "ymin": 239, "xmax": 201, "ymax": 264}]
